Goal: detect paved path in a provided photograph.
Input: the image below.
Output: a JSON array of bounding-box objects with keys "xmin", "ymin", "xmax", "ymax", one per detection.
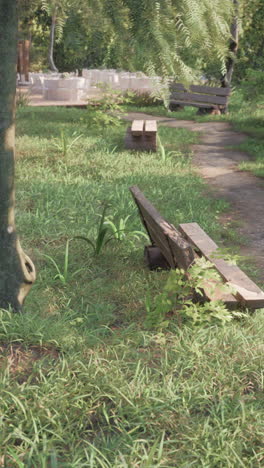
[{"xmin": 124, "ymin": 113, "xmax": 264, "ymax": 281}]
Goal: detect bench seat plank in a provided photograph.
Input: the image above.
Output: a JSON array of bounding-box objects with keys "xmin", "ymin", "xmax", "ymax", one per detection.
[
  {"xmin": 144, "ymin": 120, "xmax": 157, "ymax": 135},
  {"xmin": 179, "ymin": 223, "xmax": 264, "ymax": 308},
  {"xmin": 131, "ymin": 120, "xmax": 144, "ymax": 136},
  {"xmin": 170, "ymin": 92, "xmax": 227, "ymax": 106},
  {"xmin": 170, "ymin": 100, "xmax": 218, "ymax": 109}
]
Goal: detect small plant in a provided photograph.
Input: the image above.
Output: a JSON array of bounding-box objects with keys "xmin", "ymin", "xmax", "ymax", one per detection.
[
  {"xmin": 43, "ymin": 240, "xmax": 83, "ymax": 284},
  {"xmin": 85, "ymin": 85, "xmax": 132, "ymax": 127},
  {"xmin": 145, "ymin": 257, "xmax": 245, "ymax": 329},
  {"xmin": 74, "ymin": 206, "xmax": 148, "ymax": 255},
  {"xmin": 241, "ymin": 69, "xmax": 264, "ymax": 101},
  {"xmin": 74, "ymin": 204, "xmax": 113, "ymax": 255},
  {"xmin": 16, "ymin": 90, "xmax": 29, "ymax": 107},
  {"xmin": 157, "ymin": 135, "xmax": 180, "ymax": 163},
  {"xmin": 52, "ymin": 130, "xmax": 83, "ymax": 157},
  {"xmin": 126, "ymin": 90, "xmax": 158, "ymax": 107},
  {"xmin": 105, "ymin": 214, "xmax": 149, "ymax": 242}
]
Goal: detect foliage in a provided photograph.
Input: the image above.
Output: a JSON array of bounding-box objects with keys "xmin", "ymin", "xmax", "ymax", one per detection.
[
  {"xmin": 105, "ymin": 215, "xmax": 148, "ymax": 242},
  {"xmin": 145, "ymin": 258, "xmax": 243, "ymax": 329},
  {"xmin": 20, "ymin": 0, "xmax": 235, "ymax": 80},
  {"xmin": 74, "ymin": 204, "xmax": 148, "ymax": 255},
  {"xmin": 157, "ymin": 135, "xmax": 182, "ymax": 163},
  {"xmin": 52, "ymin": 130, "xmax": 83, "ymax": 157},
  {"xmin": 235, "ymin": 0, "xmax": 264, "ymax": 81},
  {"xmin": 126, "ymin": 90, "xmax": 159, "ymax": 107},
  {"xmin": 240, "ymin": 69, "xmax": 264, "ymax": 101},
  {"xmin": 74, "ymin": 204, "xmax": 113, "ymax": 255},
  {"xmin": 43, "ymin": 239, "xmax": 83, "ymax": 284},
  {"xmin": 83, "ymin": 86, "xmax": 132, "ymax": 128},
  {"xmin": 16, "ymin": 90, "xmax": 30, "ymax": 107}
]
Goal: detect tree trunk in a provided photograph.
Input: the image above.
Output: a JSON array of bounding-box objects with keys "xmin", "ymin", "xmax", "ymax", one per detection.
[
  {"xmin": 0, "ymin": 0, "xmax": 36, "ymax": 312},
  {"xmin": 48, "ymin": 13, "xmax": 58, "ymax": 72},
  {"xmin": 221, "ymin": 0, "xmax": 239, "ymax": 89}
]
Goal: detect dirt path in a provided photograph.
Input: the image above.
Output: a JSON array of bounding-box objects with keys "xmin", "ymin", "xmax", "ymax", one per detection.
[{"xmin": 124, "ymin": 112, "xmax": 264, "ymax": 281}]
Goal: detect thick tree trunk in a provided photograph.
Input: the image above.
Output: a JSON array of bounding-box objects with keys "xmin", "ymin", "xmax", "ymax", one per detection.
[
  {"xmin": 0, "ymin": 0, "xmax": 36, "ymax": 312},
  {"xmin": 221, "ymin": 0, "xmax": 239, "ymax": 89},
  {"xmin": 48, "ymin": 13, "xmax": 58, "ymax": 72}
]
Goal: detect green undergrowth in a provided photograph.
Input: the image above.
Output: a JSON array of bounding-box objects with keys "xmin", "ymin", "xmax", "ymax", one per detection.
[
  {"xmin": 0, "ymin": 105, "xmax": 263, "ymax": 466},
  {"xmin": 228, "ymin": 92, "xmax": 264, "ymax": 177}
]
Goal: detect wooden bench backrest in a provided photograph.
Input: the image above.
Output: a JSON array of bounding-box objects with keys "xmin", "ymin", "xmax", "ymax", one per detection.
[
  {"xmin": 170, "ymin": 83, "xmax": 231, "ymax": 107},
  {"xmin": 130, "ymin": 186, "xmax": 195, "ymax": 270}
]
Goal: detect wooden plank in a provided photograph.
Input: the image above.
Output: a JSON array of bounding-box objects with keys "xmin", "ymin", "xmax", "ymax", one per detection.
[
  {"xmin": 179, "ymin": 223, "xmax": 264, "ymax": 309},
  {"xmin": 166, "ymin": 229, "xmax": 195, "ymax": 271},
  {"xmin": 129, "ymin": 186, "xmax": 193, "ymax": 269},
  {"xmin": 169, "ymin": 82, "xmax": 231, "ymax": 96},
  {"xmin": 131, "ymin": 120, "xmax": 144, "ymax": 136},
  {"xmin": 169, "ymin": 83, "xmax": 186, "ymax": 92},
  {"xmin": 139, "ymin": 209, "xmax": 176, "ymax": 267},
  {"xmin": 170, "ymin": 100, "xmax": 217, "ymax": 109},
  {"xmin": 190, "ymin": 84, "xmax": 231, "ymax": 97},
  {"xmin": 170, "ymin": 91, "xmax": 227, "ymax": 106},
  {"xmin": 144, "ymin": 120, "xmax": 157, "ymax": 135}
]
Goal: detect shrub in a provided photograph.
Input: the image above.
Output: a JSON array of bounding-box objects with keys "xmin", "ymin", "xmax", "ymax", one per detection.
[{"xmin": 241, "ymin": 69, "xmax": 264, "ymax": 101}]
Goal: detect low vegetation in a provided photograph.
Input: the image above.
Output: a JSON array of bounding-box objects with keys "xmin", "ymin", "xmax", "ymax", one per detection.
[{"xmin": 0, "ymin": 103, "xmax": 263, "ymax": 467}]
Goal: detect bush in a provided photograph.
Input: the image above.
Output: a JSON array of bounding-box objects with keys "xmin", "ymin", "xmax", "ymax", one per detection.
[
  {"xmin": 241, "ymin": 69, "xmax": 264, "ymax": 101},
  {"xmin": 126, "ymin": 90, "xmax": 160, "ymax": 107}
]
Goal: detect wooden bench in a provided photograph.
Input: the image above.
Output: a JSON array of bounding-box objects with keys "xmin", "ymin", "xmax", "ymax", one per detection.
[
  {"xmin": 169, "ymin": 83, "xmax": 231, "ymax": 114},
  {"xmin": 125, "ymin": 119, "xmax": 157, "ymax": 152},
  {"xmin": 130, "ymin": 185, "xmax": 264, "ymax": 309}
]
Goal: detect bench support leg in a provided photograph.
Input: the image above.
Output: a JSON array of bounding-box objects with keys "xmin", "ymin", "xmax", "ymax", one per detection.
[{"xmin": 144, "ymin": 245, "xmax": 170, "ymax": 270}]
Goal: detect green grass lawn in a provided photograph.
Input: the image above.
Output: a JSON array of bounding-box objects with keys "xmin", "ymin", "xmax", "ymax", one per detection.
[{"xmin": 1, "ymin": 105, "xmax": 264, "ymax": 467}]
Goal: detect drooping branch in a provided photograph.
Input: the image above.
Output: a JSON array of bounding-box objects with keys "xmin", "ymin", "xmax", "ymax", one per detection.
[
  {"xmin": 48, "ymin": 11, "xmax": 59, "ymax": 72},
  {"xmin": 0, "ymin": 0, "xmax": 36, "ymax": 312},
  {"xmin": 221, "ymin": 0, "xmax": 239, "ymax": 88}
]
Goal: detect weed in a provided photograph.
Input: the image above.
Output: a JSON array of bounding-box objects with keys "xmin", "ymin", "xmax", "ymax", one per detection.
[
  {"xmin": 145, "ymin": 258, "xmax": 245, "ymax": 329},
  {"xmin": 52, "ymin": 130, "xmax": 83, "ymax": 157},
  {"xmin": 105, "ymin": 214, "xmax": 148, "ymax": 242},
  {"xmin": 43, "ymin": 240, "xmax": 83, "ymax": 284},
  {"xmin": 74, "ymin": 204, "xmax": 114, "ymax": 255},
  {"xmin": 85, "ymin": 84, "xmax": 132, "ymax": 127},
  {"xmin": 157, "ymin": 134, "xmax": 186, "ymax": 163},
  {"xmin": 16, "ymin": 90, "xmax": 29, "ymax": 107}
]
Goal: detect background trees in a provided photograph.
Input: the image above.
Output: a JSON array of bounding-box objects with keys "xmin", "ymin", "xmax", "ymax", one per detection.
[
  {"xmin": 18, "ymin": 0, "xmax": 263, "ymax": 84},
  {"xmin": 19, "ymin": 0, "xmax": 235, "ymax": 82}
]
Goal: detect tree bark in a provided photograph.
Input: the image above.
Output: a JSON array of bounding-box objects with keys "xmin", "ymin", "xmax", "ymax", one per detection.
[
  {"xmin": 221, "ymin": 0, "xmax": 239, "ymax": 89},
  {"xmin": 0, "ymin": 0, "xmax": 36, "ymax": 312},
  {"xmin": 48, "ymin": 12, "xmax": 59, "ymax": 72}
]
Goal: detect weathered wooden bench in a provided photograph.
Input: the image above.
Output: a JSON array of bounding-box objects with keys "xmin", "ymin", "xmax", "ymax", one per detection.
[
  {"xmin": 130, "ymin": 185, "xmax": 264, "ymax": 309},
  {"xmin": 125, "ymin": 119, "xmax": 157, "ymax": 152},
  {"xmin": 169, "ymin": 83, "xmax": 231, "ymax": 114}
]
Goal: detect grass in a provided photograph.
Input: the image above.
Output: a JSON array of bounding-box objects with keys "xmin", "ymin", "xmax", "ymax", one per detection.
[{"xmin": 0, "ymin": 104, "xmax": 263, "ymax": 466}]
